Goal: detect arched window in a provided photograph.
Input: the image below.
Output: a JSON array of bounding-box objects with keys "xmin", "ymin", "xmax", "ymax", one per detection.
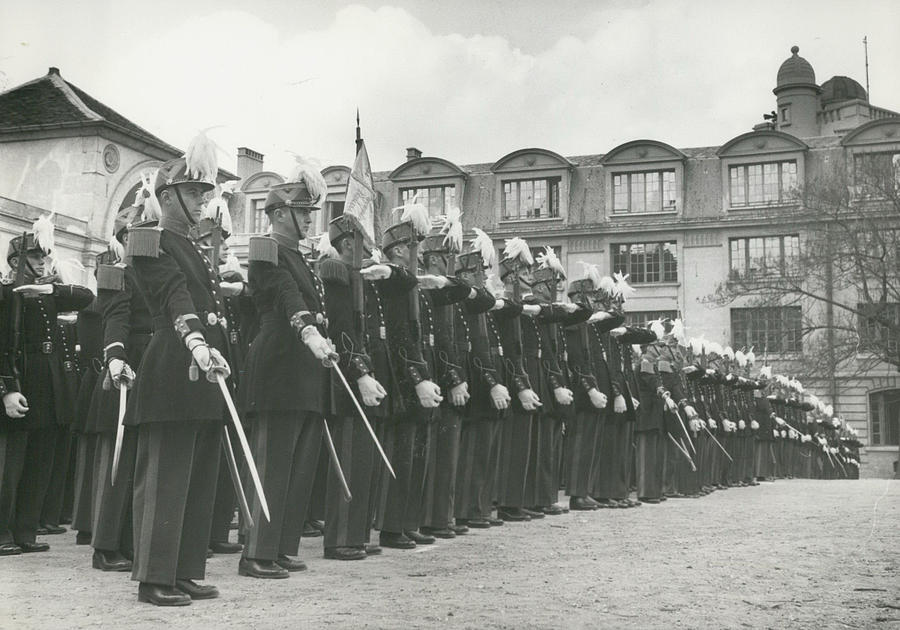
[{"xmin": 869, "ymin": 390, "xmax": 900, "ymax": 446}]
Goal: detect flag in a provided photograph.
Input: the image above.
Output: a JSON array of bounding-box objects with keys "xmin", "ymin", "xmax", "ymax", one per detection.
[{"xmin": 343, "ymin": 139, "xmax": 375, "ymax": 242}]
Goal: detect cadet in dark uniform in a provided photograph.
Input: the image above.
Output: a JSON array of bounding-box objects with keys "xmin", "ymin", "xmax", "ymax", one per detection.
[
  {"xmin": 125, "ymin": 150, "xmax": 231, "ymax": 606},
  {"xmin": 239, "ymin": 164, "xmax": 331, "ymax": 578},
  {"xmin": 318, "ymin": 214, "xmax": 388, "ymax": 560},
  {"xmin": 0, "ymin": 219, "xmax": 93, "ymax": 555}
]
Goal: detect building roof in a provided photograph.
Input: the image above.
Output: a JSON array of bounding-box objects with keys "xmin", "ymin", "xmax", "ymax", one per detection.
[
  {"xmin": 0, "ymin": 67, "xmax": 180, "ymax": 155},
  {"xmin": 821, "ymin": 75, "xmax": 868, "ymax": 105},
  {"xmin": 776, "ymin": 46, "xmax": 817, "ymax": 90}
]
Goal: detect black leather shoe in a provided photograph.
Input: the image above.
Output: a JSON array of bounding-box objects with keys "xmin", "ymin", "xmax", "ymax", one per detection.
[
  {"xmin": 569, "ymin": 496, "xmax": 599, "ymax": 511},
  {"xmin": 41, "ymin": 523, "xmax": 66, "ymax": 535},
  {"xmin": 450, "ymin": 523, "xmax": 469, "ymax": 535},
  {"xmin": 420, "ymin": 526, "xmax": 456, "ymax": 539},
  {"xmin": 138, "ymin": 582, "xmax": 192, "ymax": 606},
  {"xmin": 92, "ymin": 549, "xmax": 132, "ymax": 572},
  {"xmin": 638, "ymin": 497, "xmax": 661, "ymax": 504},
  {"xmin": 75, "ymin": 531, "xmax": 91, "ymax": 545},
  {"xmin": 456, "ymin": 518, "xmax": 490, "ymax": 529},
  {"xmin": 302, "ymin": 520, "xmax": 324, "ymax": 537},
  {"xmin": 364, "ymin": 544, "xmax": 382, "ymax": 555},
  {"xmin": 35, "ymin": 527, "xmax": 48, "ymax": 536},
  {"xmin": 486, "ymin": 516, "xmax": 504, "ymax": 526},
  {"xmin": 175, "ymin": 579, "xmax": 219, "ymax": 600},
  {"xmin": 210, "ymin": 541, "xmax": 243, "ymax": 554},
  {"xmin": 206, "ymin": 547, "xmax": 213, "ymax": 558},
  {"xmin": 238, "ymin": 557, "xmax": 289, "ymax": 579},
  {"xmin": 522, "ymin": 507, "xmax": 546, "ymax": 519},
  {"xmin": 324, "ymin": 546, "xmax": 366, "ymax": 561},
  {"xmin": 379, "ymin": 531, "xmax": 416, "ymax": 549},
  {"xmin": 0, "ymin": 542, "xmax": 22, "ymax": 556},
  {"xmin": 19, "ymin": 541, "xmax": 49, "ymax": 553},
  {"xmin": 404, "ymin": 530, "xmax": 436, "ymax": 545},
  {"xmin": 275, "ymin": 554, "xmax": 307, "ymax": 572},
  {"xmin": 497, "ymin": 507, "xmax": 531, "ymax": 522}
]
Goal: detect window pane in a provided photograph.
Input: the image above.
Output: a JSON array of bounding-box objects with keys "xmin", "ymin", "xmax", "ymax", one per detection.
[
  {"xmin": 646, "ymin": 172, "xmax": 660, "ymax": 212},
  {"xmin": 630, "ymin": 172, "xmax": 646, "ymax": 213},
  {"xmin": 549, "ymin": 180, "xmax": 560, "ymax": 218},
  {"xmin": 614, "ymin": 174, "xmax": 628, "ymax": 212},
  {"xmin": 253, "ymin": 199, "xmax": 268, "ymax": 233},
  {"xmin": 763, "ymin": 162, "xmax": 779, "ymax": 203},
  {"xmin": 781, "ymin": 161, "xmax": 797, "ymax": 198},
  {"xmin": 747, "ymin": 237, "xmax": 764, "ymax": 275},
  {"xmin": 645, "ymin": 243, "xmax": 661, "ymax": 283},
  {"xmin": 730, "ymin": 166, "xmax": 746, "ymax": 206},
  {"xmin": 611, "ymin": 241, "xmax": 677, "ymax": 284},
  {"xmin": 532, "ymin": 179, "xmax": 547, "ymax": 218},
  {"xmin": 784, "ymin": 235, "xmax": 799, "ymax": 274},
  {"xmin": 730, "ymin": 239, "xmax": 746, "ymax": 277},
  {"xmin": 747, "ymin": 164, "xmax": 764, "ymax": 204},
  {"xmin": 663, "ymin": 242, "xmax": 678, "ymax": 282},
  {"xmin": 662, "ymin": 170, "xmax": 677, "ymax": 210},
  {"xmin": 731, "ymin": 306, "xmax": 801, "ymax": 353},
  {"xmin": 630, "ymin": 243, "xmax": 645, "ymax": 283}
]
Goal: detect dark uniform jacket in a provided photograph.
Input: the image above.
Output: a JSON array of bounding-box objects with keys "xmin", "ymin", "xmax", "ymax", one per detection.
[
  {"xmin": 419, "ymin": 278, "xmax": 472, "ymax": 406},
  {"xmin": 56, "ymin": 317, "xmax": 80, "ymax": 426},
  {"xmin": 460, "ymin": 288, "xmax": 502, "ymax": 420},
  {"xmin": 0, "ymin": 282, "xmax": 93, "ymax": 432},
  {"xmin": 490, "ymin": 300, "xmax": 532, "ymax": 413},
  {"xmin": 74, "ymin": 301, "xmax": 103, "ymax": 435},
  {"xmin": 86, "ymin": 265, "xmax": 153, "ymax": 434},
  {"xmin": 126, "ymin": 226, "xmax": 228, "ymax": 425},
  {"xmin": 242, "ymin": 234, "xmax": 328, "ymax": 418}
]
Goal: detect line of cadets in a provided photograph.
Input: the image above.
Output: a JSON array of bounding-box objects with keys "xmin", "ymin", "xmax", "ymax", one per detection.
[{"xmin": 0, "ymin": 146, "xmax": 861, "ymax": 606}]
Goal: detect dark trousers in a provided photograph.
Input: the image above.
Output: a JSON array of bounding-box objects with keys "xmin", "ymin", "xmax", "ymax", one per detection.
[
  {"xmin": 593, "ymin": 418, "xmax": 628, "ymax": 499},
  {"xmin": 242, "ymin": 413, "xmax": 322, "ymax": 561},
  {"xmin": 131, "ymin": 422, "xmax": 220, "ymax": 585},
  {"xmin": 455, "ymin": 418, "xmax": 502, "ymax": 520},
  {"xmin": 308, "ymin": 440, "xmax": 329, "ymax": 523},
  {"xmin": 564, "ymin": 410, "xmax": 601, "ymax": 498},
  {"xmin": 91, "ymin": 429, "xmax": 136, "ymax": 553},
  {"xmin": 209, "ymin": 426, "xmax": 237, "ymax": 545},
  {"xmin": 421, "ymin": 407, "xmax": 462, "ymax": 529},
  {"xmin": 525, "ymin": 413, "xmax": 563, "ymax": 507},
  {"xmin": 495, "ymin": 411, "xmax": 533, "ymax": 508},
  {"xmin": 41, "ymin": 427, "xmax": 72, "ymax": 526},
  {"xmin": 376, "ymin": 419, "xmax": 423, "ymax": 533},
  {"xmin": 635, "ymin": 430, "xmax": 664, "ymax": 500},
  {"xmin": 0, "ymin": 431, "xmax": 28, "ymax": 544},
  {"xmin": 324, "ymin": 415, "xmax": 375, "ymax": 549},
  {"xmin": 72, "ymin": 433, "xmax": 97, "ymax": 533},
  {"xmin": 13, "ymin": 426, "xmax": 58, "ymax": 544}
]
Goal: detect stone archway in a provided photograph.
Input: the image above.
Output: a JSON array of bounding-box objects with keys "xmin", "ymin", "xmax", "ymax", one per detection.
[{"xmin": 102, "ymin": 159, "xmax": 163, "ymax": 246}]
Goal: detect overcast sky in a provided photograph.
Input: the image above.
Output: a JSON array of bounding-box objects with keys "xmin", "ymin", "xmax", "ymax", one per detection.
[{"xmin": 2, "ymin": 0, "xmax": 898, "ymax": 175}]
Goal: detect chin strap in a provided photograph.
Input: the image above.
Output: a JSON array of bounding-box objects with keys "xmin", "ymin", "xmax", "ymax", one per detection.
[
  {"xmin": 173, "ymin": 186, "xmax": 198, "ymax": 226},
  {"xmin": 287, "ymin": 206, "xmax": 303, "ymax": 241}
]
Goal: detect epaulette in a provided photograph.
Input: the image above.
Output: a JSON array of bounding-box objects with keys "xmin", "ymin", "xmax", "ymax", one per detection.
[
  {"xmin": 96, "ymin": 264, "xmax": 125, "ymax": 291},
  {"xmin": 318, "ymin": 257, "xmax": 350, "ymax": 286},
  {"xmin": 126, "ymin": 226, "xmax": 162, "ymax": 258},
  {"xmin": 640, "ymin": 358, "xmax": 655, "ymax": 374},
  {"xmin": 249, "ymin": 236, "xmax": 278, "ymax": 265},
  {"xmin": 657, "ymin": 359, "xmax": 673, "ymax": 373}
]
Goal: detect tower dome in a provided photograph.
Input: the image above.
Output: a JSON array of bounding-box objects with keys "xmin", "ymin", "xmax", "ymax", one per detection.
[
  {"xmin": 776, "ymin": 45, "xmax": 817, "ymax": 90},
  {"xmin": 820, "ymin": 75, "xmax": 867, "ymax": 105}
]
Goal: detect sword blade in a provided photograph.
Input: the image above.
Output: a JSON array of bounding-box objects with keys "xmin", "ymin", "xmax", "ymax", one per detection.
[
  {"xmin": 216, "ymin": 374, "xmax": 271, "ymax": 522},
  {"xmin": 322, "ymin": 418, "xmax": 352, "ymax": 502},
  {"xmin": 701, "ymin": 423, "xmax": 734, "ymax": 462},
  {"xmin": 222, "ymin": 427, "xmax": 253, "ymax": 531},
  {"xmin": 668, "ymin": 432, "xmax": 696, "ymax": 471},
  {"xmin": 673, "ymin": 407, "xmax": 696, "ymax": 454},
  {"xmin": 330, "ymin": 361, "xmax": 396, "ymax": 479},
  {"xmin": 111, "ymin": 385, "xmax": 127, "ymax": 485}
]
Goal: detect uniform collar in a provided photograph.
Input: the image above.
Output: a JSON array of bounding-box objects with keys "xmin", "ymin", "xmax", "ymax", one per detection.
[{"xmin": 270, "ymin": 231, "xmax": 301, "ymax": 251}]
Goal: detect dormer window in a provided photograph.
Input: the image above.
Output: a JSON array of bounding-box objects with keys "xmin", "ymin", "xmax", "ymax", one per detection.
[
  {"xmin": 491, "ymin": 148, "xmax": 573, "ymax": 223},
  {"xmin": 728, "ymin": 160, "xmax": 798, "ymax": 207},
  {"xmin": 501, "ymin": 177, "xmax": 560, "ymax": 220},
  {"xmin": 600, "ymin": 140, "xmax": 685, "ymax": 219},
  {"xmin": 400, "ymin": 184, "xmax": 456, "ymax": 217},
  {"xmin": 717, "ymin": 130, "xmax": 808, "ymax": 211},
  {"xmin": 612, "ymin": 169, "xmax": 677, "ymax": 214}
]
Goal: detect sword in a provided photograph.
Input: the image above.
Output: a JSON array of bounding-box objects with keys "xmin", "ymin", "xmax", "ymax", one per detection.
[
  {"xmin": 215, "ymin": 373, "xmax": 270, "ymax": 522},
  {"xmin": 322, "ymin": 419, "xmax": 352, "ymax": 502},
  {"xmin": 701, "ymin": 422, "xmax": 734, "ymax": 462},
  {"xmin": 111, "ymin": 384, "xmax": 127, "ymax": 485},
  {"xmin": 672, "ymin": 406, "xmax": 696, "ymax": 454},
  {"xmin": 325, "ymin": 354, "xmax": 396, "ymax": 479},
  {"xmin": 668, "ymin": 432, "xmax": 696, "ymax": 471},
  {"xmin": 221, "ymin": 426, "xmax": 253, "ymax": 530}
]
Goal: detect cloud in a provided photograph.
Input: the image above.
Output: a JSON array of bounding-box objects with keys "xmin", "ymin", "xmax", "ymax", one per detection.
[{"xmin": 4, "ymin": 1, "xmax": 899, "ymax": 177}]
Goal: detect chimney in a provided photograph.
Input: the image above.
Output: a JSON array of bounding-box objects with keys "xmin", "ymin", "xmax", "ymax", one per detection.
[
  {"xmin": 237, "ymin": 147, "xmax": 264, "ymax": 181},
  {"xmin": 406, "ymin": 147, "xmax": 422, "ymax": 162},
  {"xmin": 48, "ymin": 67, "xmax": 60, "ymax": 76}
]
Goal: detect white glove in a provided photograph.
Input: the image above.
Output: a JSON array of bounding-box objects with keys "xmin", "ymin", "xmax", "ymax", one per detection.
[
  {"xmin": 588, "ymin": 388, "xmax": 607, "ymax": 409},
  {"xmin": 609, "ymin": 326, "xmax": 626, "ymax": 338},
  {"xmin": 3, "ymin": 392, "xmax": 29, "ymax": 418},
  {"xmin": 775, "ymin": 416, "xmax": 786, "ymax": 426},
  {"xmin": 360, "ymin": 264, "xmax": 392, "ymax": 280},
  {"xmin": 415, "ymin": 380, "xmax": 443, "ymax": 408},
  {"xmin": 684, "ymin": 405, "xmax": 698, "ymax": 419},
  {"xmin": 663, "ymin": 395, "xmax": 677, "ymax": 411},
  {"xmin": 558, "ymin": 302, "xmax": 578, "ymax": 314},
  {"xmin": 689, "ymin": 418, "xmax": 702, "ymax": 433},
  {"xmin": 219, "ymin": 281, "xmax": 244, "ymax": 297},
  {"xmin": 613, "ymin": 394, "xmax": 626, "ymax": 413},
  {"xmin": 449, "ymin": 382, "xmax": 470, "ymax": 407},
  {"xmin": 191, "ymin": 343, "xmax": 231, "ymax": 382},
  {"xmin": 631, "ymin": 397, "xmax": 640, "ymax": 410},
  {"xmin": 738, "ymin": 419, "xmax": 746, "ymax": 430},
  {"xmin": 774, "ymin": 429, "xmax": 780, "ymax": 439},
  {"xmin": 518, "ymin": 388, "xmax": 542, "ymax": 411},
  {"xmin": 780, "ymin": 429, "xmax": 787, "ymax": 438},
  {"xmin": 417, "ymin": 274, "xmax": 449, "ymax": 290},
  {"xmin": 522, "ymin": 304, "xmax": 541, "ymax": 317},
  {"xmin": 588, "ymin": 311, "xmax": 612, "ymax": 324},
  {"xmin": 108, "ymin": 358, "xmax": 136, "ymax": 389},
  {"xmin": 301, "ymin": 326, "xmax": 336, "ymax": 361},
  {"xmin": 13, "ymin": 284, "xmax": 54, "ymax": 296},
  {"xmin": 491, "ymin": 298, "xmax": 508, "ymax": 311},
  {"xmin": 708, "ymin": 418, "xmax": 717, "ymax": 430},
  {"xmin": 490, "ymin": 383, "xmax": 511, "ymax": 410},
  {"xmin": 553, "ymin": 387, "xmax": 574, "ymax": 406},
  {"xmin": 357, "ymin": 374, "xmax": 387, "ymax": 407}
]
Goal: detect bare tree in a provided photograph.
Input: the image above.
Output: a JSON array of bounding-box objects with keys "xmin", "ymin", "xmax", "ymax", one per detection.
[{"xmin": 707, "ymin": 151, "xmax": 900, "ymax": 387}]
